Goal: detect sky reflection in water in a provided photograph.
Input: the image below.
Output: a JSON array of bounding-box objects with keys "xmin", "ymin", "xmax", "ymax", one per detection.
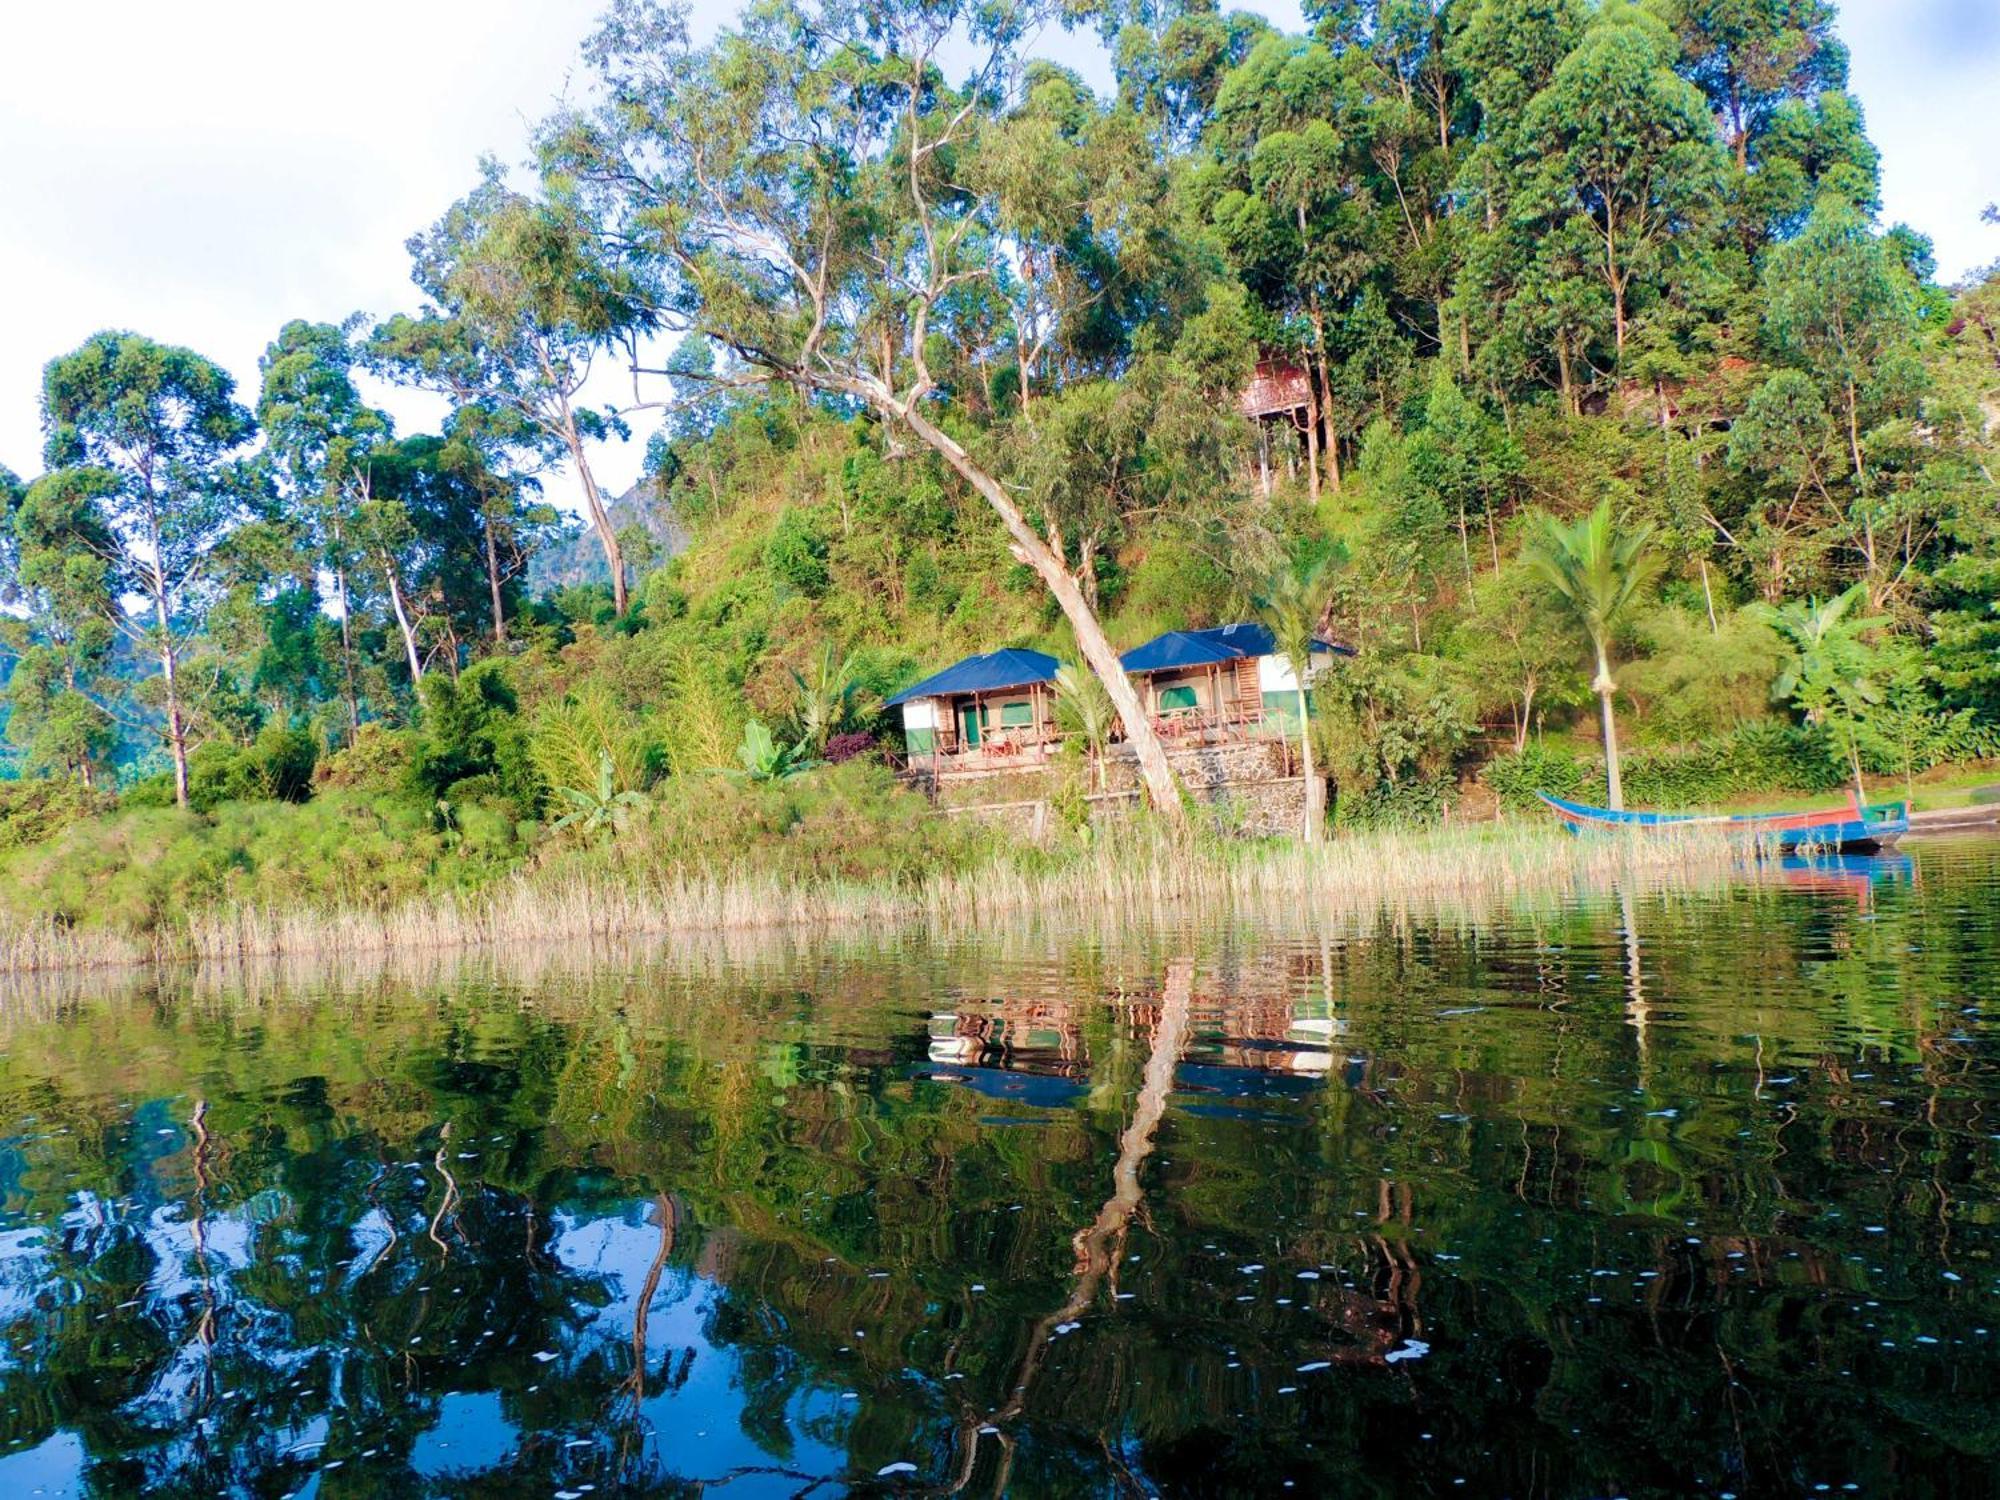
[{"xmin": 0, "ymin": 842, "xmax": 1995, "ymax": 1497}]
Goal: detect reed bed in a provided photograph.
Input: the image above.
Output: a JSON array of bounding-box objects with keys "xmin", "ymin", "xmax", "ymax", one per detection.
[
  {"xmin": 0, "ymin": 916, "xmax": 152, "ymax": 976},
  {"xmin": 0, "ymin": 819, "xmax": 1741, "ymax": 979}
]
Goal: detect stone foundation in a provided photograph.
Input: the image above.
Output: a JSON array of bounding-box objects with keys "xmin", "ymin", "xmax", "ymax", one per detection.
[{"xmin": 927, "ymin": 739, "xmax": 1318, "ymax": 840}]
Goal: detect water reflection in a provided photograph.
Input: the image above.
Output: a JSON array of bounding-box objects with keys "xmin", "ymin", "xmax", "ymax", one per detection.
[{"xmin": 0, "ymin": 843, "xmax": 1995, "ymax": 1495}]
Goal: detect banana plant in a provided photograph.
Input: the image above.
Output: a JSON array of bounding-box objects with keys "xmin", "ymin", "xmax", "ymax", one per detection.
[
  {"xmin": 732, "ymin": 719, "xmax": 816, "ymax": 781},
  {"xmin": 550, "ymin": 751, "xmax": 653, "ymax": 838}
]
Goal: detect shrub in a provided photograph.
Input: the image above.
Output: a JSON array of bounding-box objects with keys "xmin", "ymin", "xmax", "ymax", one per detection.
[
  {"xmin": 1482, "ymin": 724, "xmax": 1847, "ymax": 810},
  {"xmin": 1333, "ymin": 775, "xmax": 1452, "ymax": 829},
  {"xmin": 2, "ymin": 807, "xmax": 234, "ymax": 933},
  {"xmin": 1481, "ymin": 744, "xmax": 1588, "ymax": 810},
  {"xmin": 409, "ymin": 661, "xmax": 539, "ymax": 813},
  {"xmin": 186, "ymin": 725, "xmax": 319, "ymax": 812},
  {"xmin": 0, "ymin": 789, "xmax": 532, "ymax": 936},
  {"xmin": 0, "ymin": 776, "xmax": 112, "ymax": 854},
  {"xmin": 765, "ymin": 507, "xmax": 831, "ymax": 597},
  {"xmin": 315, "ymin": 724, "xmax": 415, "ymax": 794},
  {"xmin": 823, "ymin": 731, "xmax": 877, "ymax": 764},
  {"xmin": 545, "ymin": 760, "xmax": 988, "ymax": 887}
]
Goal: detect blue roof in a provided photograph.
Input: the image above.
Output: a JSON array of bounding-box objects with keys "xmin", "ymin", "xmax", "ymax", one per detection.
[
  {"xmin": 885, "ymin": 647, "xmax": 1061, "ymax": 707},
  {"xmin": 1119, "ymin": 622, "xmax": 1350, "ymax": 675}
]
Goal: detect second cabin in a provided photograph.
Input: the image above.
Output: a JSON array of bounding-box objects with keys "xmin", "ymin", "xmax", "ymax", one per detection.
[{"xmin": 1118, "ymin": 622, "xmax": 1347, "ymax": 742}]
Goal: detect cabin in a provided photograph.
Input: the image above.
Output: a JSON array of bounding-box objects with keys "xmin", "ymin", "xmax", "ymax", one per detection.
[
  {"xmin": 1239, "ymin": 356, "xmax": 1322, "ymax": 496},
  {"xmin": 1118, "ymin": 622, "xmax": 1349, "ymax": 744},
  {"xmin": 888, "ymin": 647, "xmax": 1061, "ymax": 770},
  {"xmin": 889, "ymin": 626, "xmax": 1352, "ymax": 778}
]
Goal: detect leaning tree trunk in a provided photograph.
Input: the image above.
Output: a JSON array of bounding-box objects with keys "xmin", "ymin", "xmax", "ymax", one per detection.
[
  {"xmin": 891, "ymin": 399, "xmax": 1185, "ymax": 826},
  {"xmin": 1595, "ymin": 644, "xmax": 1625, "ymax": 811},
  {"xmin": 966, "ymin": 953, "xmax": 1194, "ymax": 1460},
  {"xmin": 155, "ymin": 619, "xmax": 191, "ymax": 808},
  {"xmin": 560, "ymin": 410, "xmax": 628, "ymax": 617},
  {"xmin": 382, "ymin": 555, "xmax": 425, "ymax": 684},
  {"xmin": 484, "ymin": 516, "xmax": 509, "ymax": 645}
]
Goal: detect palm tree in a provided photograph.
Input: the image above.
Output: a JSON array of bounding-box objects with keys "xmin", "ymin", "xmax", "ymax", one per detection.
[
  {"xmin": 1053, "ymin": 663, "xmax": 1116, "ymax": 792},
  {"xmin": 1754, "ymin": 582, "xmax": 1889, "ymax": 805},
  {"xmin": 1522, "ymin": 501, "xmax": 1662, "ymax": 810},
  {"xmin": 1255, "ymin": 558, "xmax": 1337, "ymax": 842}
]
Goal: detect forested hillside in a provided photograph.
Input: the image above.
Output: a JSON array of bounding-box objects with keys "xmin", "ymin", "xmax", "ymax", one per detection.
[{"xmin": 1, "ymin": 0, "xmax": 1995, "ymax": 931}]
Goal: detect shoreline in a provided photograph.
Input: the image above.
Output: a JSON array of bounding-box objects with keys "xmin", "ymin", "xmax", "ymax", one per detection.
[{"xmin": 0, "ymin": 822, "xmax": 1748, "ymax": 980}]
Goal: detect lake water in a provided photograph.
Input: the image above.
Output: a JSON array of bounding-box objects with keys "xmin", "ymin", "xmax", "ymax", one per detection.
[{"xmin": 1, "ymin": 841, "xmax": 1997, "ymax": 1498}]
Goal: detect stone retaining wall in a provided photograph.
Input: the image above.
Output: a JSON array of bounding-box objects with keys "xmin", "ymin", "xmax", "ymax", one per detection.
[{"xmin": 929, "ymin": 739, "xmax": 1315, "ymax": 839}]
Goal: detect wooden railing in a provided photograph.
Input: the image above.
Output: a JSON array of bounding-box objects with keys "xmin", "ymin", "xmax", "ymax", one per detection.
[
  {"xmin": 893, "ymin": 703, "xmax": 1290, "ymax": 781},
  {"xmin": 1143, "ymin": 699, "xmax": 1277, "ymax": 744}
]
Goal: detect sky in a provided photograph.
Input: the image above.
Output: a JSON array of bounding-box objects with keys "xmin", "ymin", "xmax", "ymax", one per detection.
[{"xmin": 1, "ymin": 0, "xmax": 1995, "ymax": 510}]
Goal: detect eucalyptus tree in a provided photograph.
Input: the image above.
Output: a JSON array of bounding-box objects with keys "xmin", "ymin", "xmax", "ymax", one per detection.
[
  {"xmin": 437, "ymin": 403, "xmax": 559, "ymax": 647},
  {"xmin": 1669, "ymin": 0, "xmax": 1847, "ymax": 173},
  {"xmin": 1203, "ymin": 33, "xmax": 1369, "ymax": 494},
  {"xmin": 1755, "ymin": 198, "xmax": 1930, "ymax": 607},
  {"xmin": 1347, "ymin": 1, "xmax": 1470, "ymax": 360},
  {"xmin": 256, "ymin": 318, "xmax": 392, "ymax": 734},
  {"xmin": 976, "ymin": 60, "xmax": 1173, "ymax": 421},
  {"xmin": 1112, "ymin": 3, "xmax": 1272, "ymax": 148},
  {"xmin": 2, "ymin": 469, "xmax": 120, "ymax": 784},
  {"xmin": 347, "ymin": 486, "xmax": 431, "ymax": 686},
  {"xmin": 1010, "ymin": 301, "xmax": 1254, "ymax": 612},
  {"xmin": 1519, "ymin": 4, "xmax": 1723, "ymax": 360},
  {"xmin": 352, "ymin": 434, "xmax": 517, "ymax": 684},
  {"xmin": 547, "ymin": 0, "xmax": 1189, "ymax": 821},
  {"xmin": 0, "ymin": 464, "xmax": 23, "ymax": 595},
  {"xmin": 1522, "ymin": 500, "xmax": 1662, "ymax": 810},
  {"xmin": 372, "ymin": 160, "xmax": 651, "ymax": 616},
  {"xmin": 41, "ymin": 331, "xmax": 256, "ymax": 806}
]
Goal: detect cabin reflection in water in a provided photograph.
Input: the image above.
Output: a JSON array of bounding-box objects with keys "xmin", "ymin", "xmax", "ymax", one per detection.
[
  {"xmin": 921, "ymin": 983, "xmax": 1420, "ymax": 1368},
  {"xmin": 923, "ymin": 988, "xmax": 1349, "ymax": 1112},
  {"xmin": 923, "ymin": 999, "xmax": 1092, "ymax": 1107}
]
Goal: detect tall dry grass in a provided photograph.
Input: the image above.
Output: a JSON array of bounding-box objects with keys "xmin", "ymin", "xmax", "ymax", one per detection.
[{"xmin": 0, "ymin": 821, "xmax": 1743, "ymax": 977}]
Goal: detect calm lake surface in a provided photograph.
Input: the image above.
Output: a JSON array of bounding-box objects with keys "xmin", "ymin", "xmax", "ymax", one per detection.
[{"xmin": 2, "ymin": 841, "xmax": 1997, "ymax": 1498}]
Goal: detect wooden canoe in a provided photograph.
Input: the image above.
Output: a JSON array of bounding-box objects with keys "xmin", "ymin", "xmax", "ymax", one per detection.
[{"xmin": 1536, "ymin": 791, "xmax": 1908, "ymax": 853}]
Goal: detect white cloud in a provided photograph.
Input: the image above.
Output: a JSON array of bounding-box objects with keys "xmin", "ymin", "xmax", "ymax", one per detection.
[
  {"xmin": 0, "ymin": 0, "xmax": 624, "ymax": 485},
  {"xmin": 1, "ymin": 0, "xmax": 1992, "ymax": 507},
  {"xmin": 1840, "ymin": 0, "xmax": 2000, "ymax": 281}
]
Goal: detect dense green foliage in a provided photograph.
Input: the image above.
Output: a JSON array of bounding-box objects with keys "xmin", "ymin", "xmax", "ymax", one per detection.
[{"xmin": 1, "ymin": 0, "xmax": 1995, "ymax": 934}]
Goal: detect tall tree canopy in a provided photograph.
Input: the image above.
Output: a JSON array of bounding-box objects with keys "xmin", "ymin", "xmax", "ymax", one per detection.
[
  {"xmin": 41, "ymin": 332, "xmax": 257, "ymax": 806},
  {"xmin": 542, "ymin": 0, "xmax": 1223, "ymax": 817}
]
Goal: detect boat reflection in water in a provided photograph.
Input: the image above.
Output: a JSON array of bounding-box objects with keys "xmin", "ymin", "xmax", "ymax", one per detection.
[{"xmin": 1777, "ymin": 849, "xmax": 1915, "ymax": 903}]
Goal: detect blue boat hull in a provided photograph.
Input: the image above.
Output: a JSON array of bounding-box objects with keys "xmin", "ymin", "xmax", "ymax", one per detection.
[{"xmin": 1536, "ymin": 792, "xmax": 1908, "ymax": 853}]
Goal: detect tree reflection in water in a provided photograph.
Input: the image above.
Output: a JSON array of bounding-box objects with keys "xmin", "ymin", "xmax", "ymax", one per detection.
[{"xmin": 0, "ymin": 844, "xmax": 1995, "ymax": 1495}]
